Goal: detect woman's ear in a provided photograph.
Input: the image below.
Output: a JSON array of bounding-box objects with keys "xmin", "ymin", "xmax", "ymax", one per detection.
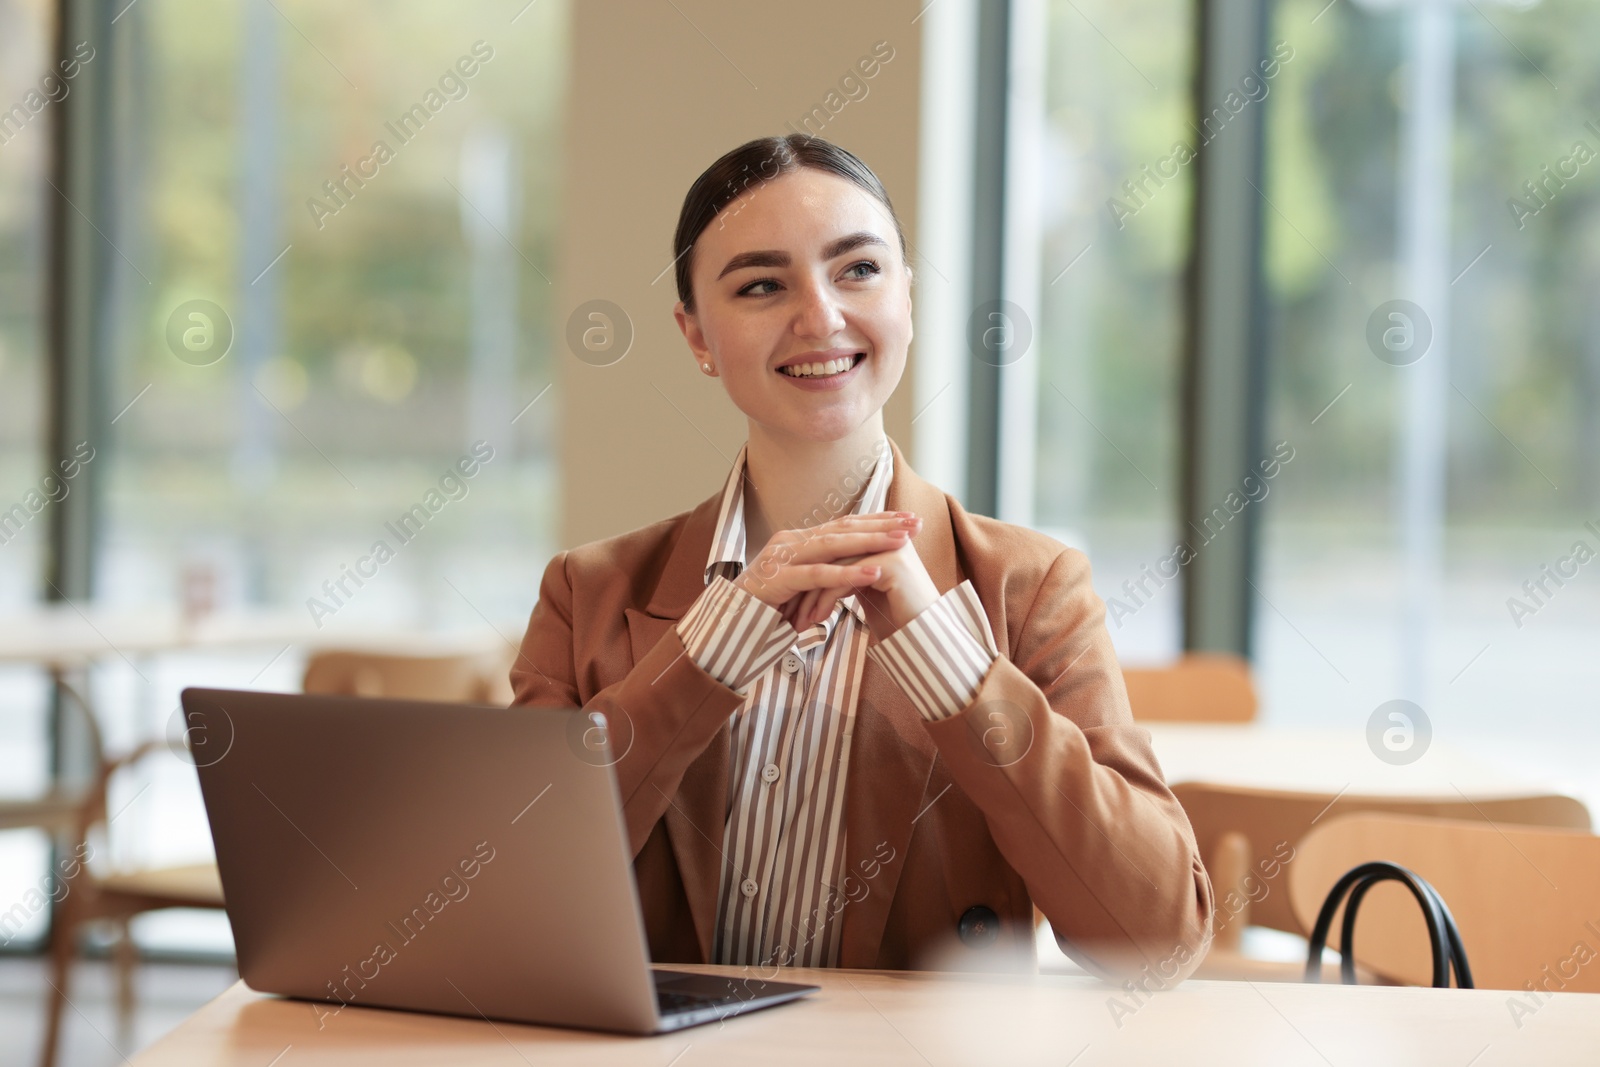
[{"xmin": 674, "ymin": 301, "xmax": 716, "ymax": 375}]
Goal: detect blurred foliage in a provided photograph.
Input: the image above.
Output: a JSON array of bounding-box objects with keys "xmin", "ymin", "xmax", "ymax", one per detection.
[
  {"xmin": 135, "ymin": 0, "xmax": 566, "ymax": 460},
  {"xmin": 1033, "ymin": 0, "xmax": 1600, "ymax": 536},
  {"xmin": 0, "ymin": 0, "xmax": 568, "ymax": 611},
  {"xmin": 1264, "ymin": 0, "xmax": 1600, "ymax": 521},
  {"xmin": 0, "ymin": 0, "xmax": 52, "ymax": 463},
  {"xmin": 1034, "ymin": 0, "xmax": 1193, "ymax": 528}
]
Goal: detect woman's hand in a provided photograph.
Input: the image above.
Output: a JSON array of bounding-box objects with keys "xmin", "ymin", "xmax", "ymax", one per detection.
[
  {"xmin": 802, "ymin": 517, "xmax": 942, "ymax": 644},
  {"xmin": 733, "ymin": 512, "xmax": 922, "ymax": 632}
]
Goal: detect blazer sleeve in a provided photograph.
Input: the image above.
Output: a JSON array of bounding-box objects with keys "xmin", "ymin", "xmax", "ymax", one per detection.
[
  {"xmin": 509, "ymin": 550, "xmax": 747, "ymax": 859},
  {"xmin": 918, "ymin": 548, "xmax": 1214, "ymax": 982}
]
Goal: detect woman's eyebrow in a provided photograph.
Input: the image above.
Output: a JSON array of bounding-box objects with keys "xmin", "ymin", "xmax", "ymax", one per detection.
[{"xmin": 715, "ymin": 231, "xmax": 888, "ymax": 280}]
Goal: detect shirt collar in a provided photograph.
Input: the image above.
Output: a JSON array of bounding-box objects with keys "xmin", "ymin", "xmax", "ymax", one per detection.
[{"xmin": 703, "ymin": 436, "xmax": 894, "ymax": 635}]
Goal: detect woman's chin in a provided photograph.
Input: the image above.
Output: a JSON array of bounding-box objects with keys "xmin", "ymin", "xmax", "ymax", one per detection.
[{"xmin": 750, "ymin": 409, "xmax": 873, "ymax": 446}]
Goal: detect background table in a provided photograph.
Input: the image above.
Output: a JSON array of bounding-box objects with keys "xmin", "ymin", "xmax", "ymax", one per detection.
[
  {"xmin": 0, "ymin": 604, "xmax": 506, "ymax": 669},
  {"xmin": 131, "ymin": 963, "xmax": 1598, "ymax": 1066},
  {"xmin": 1145, "ymin": 723, "xmax": 1548, "ymax": 797}
]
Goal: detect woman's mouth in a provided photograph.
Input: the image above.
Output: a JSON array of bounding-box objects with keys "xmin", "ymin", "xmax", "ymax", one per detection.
[{"xmin": 776, "ymin": 352, "xmax": 866, "ymax": 389}]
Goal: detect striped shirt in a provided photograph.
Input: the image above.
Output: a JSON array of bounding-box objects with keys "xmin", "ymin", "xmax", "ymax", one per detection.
[{"xmin": 674, "ymin": 435, "xmax": 1001, "ymax": 968}]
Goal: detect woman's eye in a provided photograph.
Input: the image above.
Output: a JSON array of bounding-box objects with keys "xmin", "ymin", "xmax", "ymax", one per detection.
[{"xmin": 736, "ymin": 261, "xmax": 879, "ymax": 297}]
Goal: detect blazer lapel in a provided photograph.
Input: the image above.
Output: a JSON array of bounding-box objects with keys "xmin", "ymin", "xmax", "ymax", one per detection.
[
  {"xmin": 625, "ymin": 490, "xmax": 730, "ymax": 964},
  {"xmin": 838, "ymin": 437, "xmax": 964, "ymax": 967}
]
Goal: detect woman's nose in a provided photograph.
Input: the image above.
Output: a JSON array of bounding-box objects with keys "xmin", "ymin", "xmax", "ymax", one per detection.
[{"xmin": 791, "ymin": 278, "xmax": 847, "ymax": 338}]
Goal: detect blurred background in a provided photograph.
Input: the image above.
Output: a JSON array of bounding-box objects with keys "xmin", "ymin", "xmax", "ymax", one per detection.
[{"xmin": 2, "ymin": 0, "xmax": 1597, "ymax": 1062}]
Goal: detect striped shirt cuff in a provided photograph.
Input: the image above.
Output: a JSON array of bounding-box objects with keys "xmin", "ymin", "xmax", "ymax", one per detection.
[
  {"xmin": 676, "ymin": 574, "xmax": 797, "ymax": 692},
  {"xmin": 867, "ymin": 580, "xmax": 999, "ymax": 721}
]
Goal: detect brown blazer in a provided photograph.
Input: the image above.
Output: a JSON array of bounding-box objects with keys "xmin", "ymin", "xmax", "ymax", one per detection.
[{"xmin": 510, "ymin": 436, "xmax": 1214, "ymax": 981}]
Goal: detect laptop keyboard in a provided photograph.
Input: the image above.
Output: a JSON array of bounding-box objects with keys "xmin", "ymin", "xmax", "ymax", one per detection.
[
  {"xmin": 654, "ymin": 972, "xmax": 762, "ymax": 1016},
  {"xmin": 657, "ymin": 989, "xmax": 732, "ymax": 1014}
]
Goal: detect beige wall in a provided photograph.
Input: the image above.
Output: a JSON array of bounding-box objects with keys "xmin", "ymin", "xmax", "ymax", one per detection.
[{"xmin": 556, "ymin": 0, "xmax": 925, "ymax": 548}]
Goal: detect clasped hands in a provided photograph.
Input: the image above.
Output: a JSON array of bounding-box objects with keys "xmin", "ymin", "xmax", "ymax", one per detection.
[{"xmin": 731, "ymin": 511, "xmax": 942, "ymax": 644}]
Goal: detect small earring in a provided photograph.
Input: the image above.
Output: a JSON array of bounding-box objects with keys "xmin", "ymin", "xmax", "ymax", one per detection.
[{"xmin": 701, "ymin": 363, "xmax": 713, "ymax": 374}]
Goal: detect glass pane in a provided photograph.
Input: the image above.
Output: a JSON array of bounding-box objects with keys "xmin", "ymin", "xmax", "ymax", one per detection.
[
  {"xmin": 92, "ymin": 0, "xmax": 568, "ymax": 952},
  {"xmin": 1259, "ymin": 0, "xmax": 1600, "ymax": 807},
  {"xmin": 0, "ymin": 0, "xmax": 55, "ymax": 951},
  {"xmin": 1031, "ymin": 0, "xmax": 1195, "ymax": 662}
]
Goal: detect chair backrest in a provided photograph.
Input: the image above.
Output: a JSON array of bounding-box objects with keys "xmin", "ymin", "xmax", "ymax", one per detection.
[
  {"xmin": 302, "ymin": 648, "xmax": 515, "ymax": 705},
  {"xmin": 1122, "ymin": 653, "xmax": 1257, "ymax": 722},
  {"xmin": 1171, "ymin": 782, "xmax": 1591, "ymax": 936},
  {"xmin": 1288, "ymin": 812, "xmax": 1600, "ymax": 992}
]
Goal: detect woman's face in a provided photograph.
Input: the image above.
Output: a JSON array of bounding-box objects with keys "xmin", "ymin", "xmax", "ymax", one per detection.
[{"xmin": 674, "ymin": 168, "xmax": 912, "ymax": 444}]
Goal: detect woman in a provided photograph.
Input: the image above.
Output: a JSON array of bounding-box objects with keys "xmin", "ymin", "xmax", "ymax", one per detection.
[{"xmin": 512, "ymin": 134, "xmax": 1213, "ymax": 983}]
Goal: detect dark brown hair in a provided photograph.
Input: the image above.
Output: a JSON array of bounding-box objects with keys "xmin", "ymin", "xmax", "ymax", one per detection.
[{"xmin": 672, "ymin": 134, "xmax": 908, "ymax": 314}]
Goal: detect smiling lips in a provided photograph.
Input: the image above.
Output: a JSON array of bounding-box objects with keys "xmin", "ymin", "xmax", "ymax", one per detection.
[{"xmin": 778, "ymin": 353, "xmax": 866, "ymax": 380}]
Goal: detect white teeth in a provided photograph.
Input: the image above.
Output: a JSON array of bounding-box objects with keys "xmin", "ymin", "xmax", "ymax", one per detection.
[{"xmin": 780, "ymin": 355, "xmax": 859, "ymax": 378}]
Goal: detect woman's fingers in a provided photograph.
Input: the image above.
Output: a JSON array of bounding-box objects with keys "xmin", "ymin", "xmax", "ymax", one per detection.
[
  {"xmin": 798, "ymin": 562, "xmax": 881, "ymax": 591},
  {"xmin": 747, "ymin": 532, "xmax": 905, "ymax": 594},
  {"xmin": 793, "ymin": 588, "xmax": 819, "ymax": 630},
  {"xmin": 738, "ymin": 513, "xmax": 920, "ymax": 615},
  {"xmin": 774, "ymin": 526, "xmax": 915, "ymax": 567},
  {"xmin": 809, "ymin": 587, "xmax": 848, "ymax": 627}
]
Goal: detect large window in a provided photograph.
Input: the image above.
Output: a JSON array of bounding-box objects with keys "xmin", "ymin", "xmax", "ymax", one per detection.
[
  {"xmin": 0, "ymin": 0, "xmax": 57, "ymax": 952},
  {"xmin": 1028, "ymin": 0, "xmax": 1195, "ymax": 662},
  {"xmin": 1257, "ymin": 0, "xmax": 1600, "ymax": 806},
  {"xmin": 6, "ymin": 0, "xmax": 568, "ymax": 955},
  {"xmin": 107, "ymin": 0, "xmax": 565, "ymax": 630}
]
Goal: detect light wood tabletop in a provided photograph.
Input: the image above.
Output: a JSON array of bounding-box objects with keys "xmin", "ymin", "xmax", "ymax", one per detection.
[
  {"xmin": 131, "ymin": 963, "xmax": 1599, "ymax": 1066},
  {"xmin": 0, "ymin": 603, "xmax": 506, "ymax": 668},
  {"xmin": 1144, "ymin": 723, "xmax": 1547, "ymax": 797}
]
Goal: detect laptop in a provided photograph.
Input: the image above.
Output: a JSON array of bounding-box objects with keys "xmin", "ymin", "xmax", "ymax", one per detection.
[{"xmin": 180, "ymin": 686, "xmax": 817, "ymax": 1034}]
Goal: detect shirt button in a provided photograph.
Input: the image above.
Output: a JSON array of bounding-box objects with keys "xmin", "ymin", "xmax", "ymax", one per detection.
[
  {"xmin": 781, "ymin": 652, "xmax": 803, "ymax": 674},
  {"xmin": 761, "ymin": 763, "xmax": 781, "ymax": 784},
  {"xmin": 740, "ymin": 878, "xmax": 758, "ymax": 899}
]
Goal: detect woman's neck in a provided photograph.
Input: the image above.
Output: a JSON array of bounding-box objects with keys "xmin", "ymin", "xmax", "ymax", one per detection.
[{"xmin": 741, "ymin": 418, "xmax": 888, "ymax": 555}]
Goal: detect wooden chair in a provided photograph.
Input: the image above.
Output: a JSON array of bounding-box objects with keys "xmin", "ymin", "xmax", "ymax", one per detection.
[
  {"xmin": 37, "ymin": 646, "xmax": 516, "ymax": 1067},
  {"xmin": 1, "ymin": 680, "xmax": 101, "ymax": 840},
  {"xmin": 39, "ymin": 737, "xmax": 227, "ymax": 1067},
  {"xmin": 1170, "ymin": 783, "xmax": 1590, "ymax": 981},
  {"xmin": 1288, "ymin": 812, "xmax": 1600, "ymax": 992},
  {"xmin": 301, "ymin": 647, "xmax": 515, "ymax": 704},
  {"xmin": 1121, "ymin": 653, "xmax": 1257, "ymax": 722}
]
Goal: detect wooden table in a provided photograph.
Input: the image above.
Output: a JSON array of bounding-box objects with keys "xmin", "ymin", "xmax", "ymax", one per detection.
[
  {"xmin": 1146, "ymin": 723, "xmax": 1546, "ymax": 797},
  {"xmin": 0, "ymin": 604, "xmax": 504, "ymax": 669},
  {"xmin": 131, "ymin": 964, "xmax": 1599, "ymax": 1066}
]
